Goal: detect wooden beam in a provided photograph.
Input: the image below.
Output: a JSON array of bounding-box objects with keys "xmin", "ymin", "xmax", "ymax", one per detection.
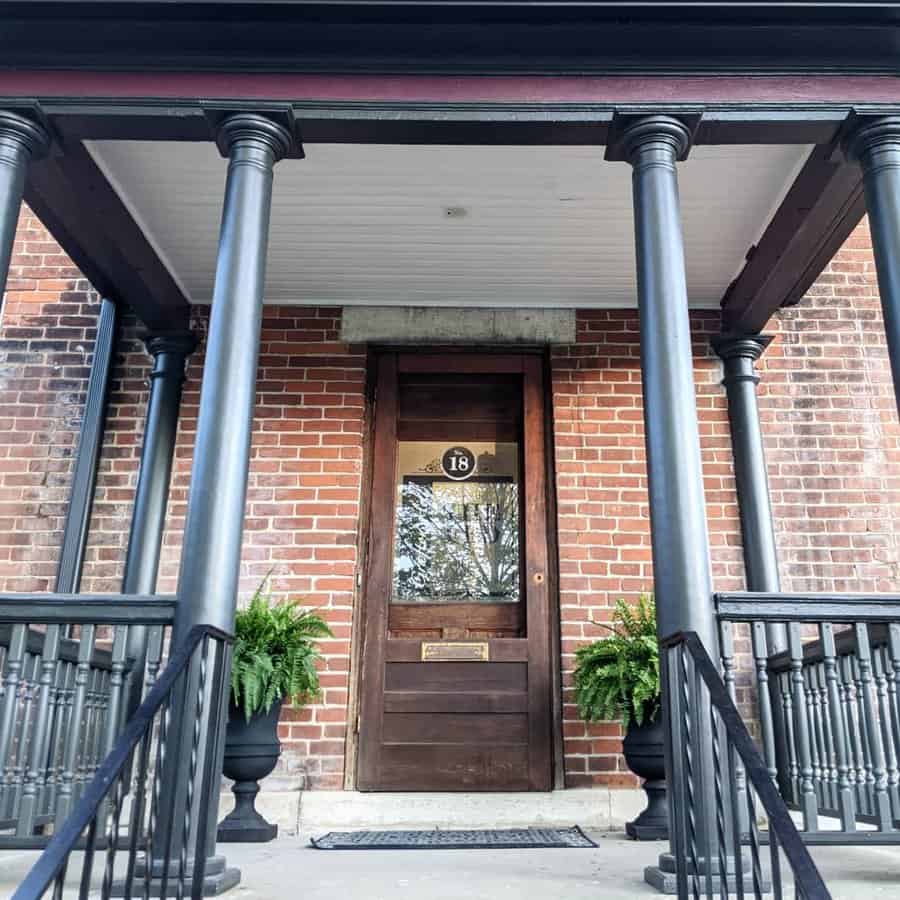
[
  {"xmin": 721, "ymin": 142, "xmax": 866, "ymax": 334},
  {"xmin": 24, "ymin": 140, "xmax": 191, "ymax": 331}
]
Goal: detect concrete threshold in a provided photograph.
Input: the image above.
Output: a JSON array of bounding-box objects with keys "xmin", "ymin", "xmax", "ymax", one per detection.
[{"xmin": 219, "ymin": 787, "xmax": 646, "ymax": 835}]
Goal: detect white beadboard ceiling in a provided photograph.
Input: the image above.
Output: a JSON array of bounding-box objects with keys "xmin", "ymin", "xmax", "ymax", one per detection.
[{"xmin": 86, "ymin": 140, "xmax": 812, "ymax": 309}]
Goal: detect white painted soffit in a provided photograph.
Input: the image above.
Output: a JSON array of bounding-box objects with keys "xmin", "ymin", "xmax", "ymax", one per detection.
[{"xmin": 85, "ymin": 140, "xmax": 813, "ymax": 309}]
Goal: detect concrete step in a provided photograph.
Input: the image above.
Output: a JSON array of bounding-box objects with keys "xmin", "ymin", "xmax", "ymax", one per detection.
[{"xmin": 220, "ymin": 788, "xmax": 646, "ymax": 835}]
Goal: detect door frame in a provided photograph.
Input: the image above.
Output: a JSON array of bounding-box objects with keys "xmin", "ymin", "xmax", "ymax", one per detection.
[{"xmin": 356, "ymin": 350, "xmax": 555, "ymax": 791}]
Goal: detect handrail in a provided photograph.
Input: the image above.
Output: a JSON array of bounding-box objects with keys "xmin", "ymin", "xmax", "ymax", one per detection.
[
  {"xmin": 661, "ymin": 630, "xmax": 831, "ymax": 899},
  {"xmin": 716, "ymin": 592, "xmax": 900, "ymax": 623},
  {"xmin": 0, "ymin": 594, "xmax": 176, "ymax": 625},
  {"xmin": 13, "ymin": 624, "xmax": 232, "ymax": 900}
]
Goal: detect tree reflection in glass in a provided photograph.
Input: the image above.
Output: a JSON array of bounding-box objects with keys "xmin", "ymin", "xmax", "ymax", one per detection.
[{"xmin": 392, "ymin": 475, "xmax": 520, "ymax": 604}]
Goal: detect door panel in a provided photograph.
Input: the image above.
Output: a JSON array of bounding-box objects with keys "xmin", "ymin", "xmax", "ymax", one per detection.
[{"xmin": 357, "ymin": 352, "xmax": 552, "ymax": 791}]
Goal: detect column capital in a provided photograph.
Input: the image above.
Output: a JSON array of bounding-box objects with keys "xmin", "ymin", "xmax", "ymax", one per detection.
[
  {"xmin": 0, "ymin": 110, "xmax": 50, "ymax": 163},
  {"xmin": 843, "ymin": 116, "xmax": 900, "ymax": 170},
  {"xmin": 215, "ymin": 113, "xmax": 294, "ymax": 163},
  {"xmin": 712, "ymin": 333, "xmax": 774, "ymax": 387},
  {"xmin": 606, "ymin": 114, "xmax": 694, "ymax": 165},
  {"xmin": 143, "ymin": 332, "xmax": 198, "ymax": 359},
  {"xmin": 711, "ymin": 333, "xmax": 774, "ymax": 364},
  {"xmin": 143, "ymin": 332, "xmax": 198, "ymax": 381}
]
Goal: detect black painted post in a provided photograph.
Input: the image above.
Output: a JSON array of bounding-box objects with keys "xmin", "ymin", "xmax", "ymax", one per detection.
[
  {"xmin": 845, "ymin": 118, "xmax": 900, "ymax": 424},
  {"xmin": 611, "ymin": 115, "xmax": 729, "ymax": 894},
  {"xmin": 55, "ymin": 297, "xmax": 119, "ymax": 594},
  {"xmin": 150, "ymin": 113, "xmax": 293, "ymax": 897},
  {"xmin": 615, "ymin": 115, "xmax": 718, "ymax": 653},
  {"xmin": 712, "ymin": 334, "xmax": 790, "ymax": 795},
  {"xmin": 121, "ymin": 333, "xmax": 196, "ymax": 719},
  {"xmin": 711, "ymin": 335, "xmax": 786, "ymax": 649},
  {"xmin": 0, "ymin": 111, "xmax": 49, "ymax": 307}
]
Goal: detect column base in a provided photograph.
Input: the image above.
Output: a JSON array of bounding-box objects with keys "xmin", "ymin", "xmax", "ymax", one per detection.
[
  {"xmin": 218, "ymin": 818, "xmax": 278, "ymax": 843},
  {"xmin": 644, "ymin": 852, "xmax": 768, "ymax": 895},
  {"xmin": 626, "ymin": 821, "xmax": 668, "ymax": 841},
  {"xmin": 110, "ymin": 854, "xmax": 241, "ymax": 897}
]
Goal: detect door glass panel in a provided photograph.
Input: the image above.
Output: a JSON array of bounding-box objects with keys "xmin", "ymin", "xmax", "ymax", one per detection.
[{"xmin": 391, "ymin": 441, "xmax": 521, "ymax": 604}]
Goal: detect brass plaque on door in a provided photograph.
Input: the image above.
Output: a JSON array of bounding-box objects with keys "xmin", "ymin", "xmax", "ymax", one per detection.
[{"xmin": 421, "ymin": 641, "xmax": 489, "ymax": 662}]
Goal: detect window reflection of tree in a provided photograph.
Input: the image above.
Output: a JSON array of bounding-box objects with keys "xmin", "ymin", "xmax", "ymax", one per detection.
[{"xmin": 393, "ymin": 471, "xmax": 520, "ymax": 605}]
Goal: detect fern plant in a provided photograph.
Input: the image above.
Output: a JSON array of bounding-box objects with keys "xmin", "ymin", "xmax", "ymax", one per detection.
[
  {"xmin": 230, "ymin": 575, "xmax": 333, "ymax": 721},
  {"xmin": 572, "ymin": 594, "xmax": 660, "ymax": 728}
]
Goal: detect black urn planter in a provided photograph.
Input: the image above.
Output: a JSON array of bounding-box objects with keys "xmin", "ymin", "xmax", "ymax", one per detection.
[
  {"xmin": 623, "ymin": 715, "xmax": 669, "ymax": 841},
  {"xmin": 217, "ymin": 699, "xmax": 282, "ymax": 843}
]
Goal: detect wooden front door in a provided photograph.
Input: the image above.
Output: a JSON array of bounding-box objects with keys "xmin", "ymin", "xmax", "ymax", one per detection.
[{"xmin": 357, "ymin": 353, "xmax": 552, "ymax": 791}]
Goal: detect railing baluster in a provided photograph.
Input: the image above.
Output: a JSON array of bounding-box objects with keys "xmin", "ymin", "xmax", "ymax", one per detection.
[
  {"xmin": 191, "ymin": 640, "xmax": 229, "ymax": 900},
  {"xmin": 178, "ymin": 637, "xmax": 210, "ymax": 900},
  {"xmin": 101, "ymin": 770, "xmax": 128, "ymax": 899},
  {"xmin": 55, "ymin": 624, "xmax": 96, "ymax": 827},
  {"xmin": 79, "ymin": 815, "xmax": 99, "ymax": 900},
  {"xmin": 780, "ymin": 668, "xmax": 800, "ymax": 804},
  {"xmin": 144, "ymin": 693, "xmax": 173, "ymax": 900},
  {"xmin": 851, "ymin": 653, "xmax": 876, "ymax": 816},
  {"xmin": 17, "ymin": 625, "xmax": 61, "ymax": 836},
  {"xmin": 749, "ymin": 622, "xmax": 778, "ymax": 782},
  {"xmin": 804, "ymin": 665, "xmax": 824, "ymax": 810},
  {"xmin": 664, "ymin": 644, "xmax": 691, "ymax": 900},
  {"xmin": 821, "ymin": 623, "xmax": 856, "ymax": 830},
  {"xmin": 744, "ymin": 781, "xmax": 764, "ymax": 900},
  {"xmin": 854, "ymin": 623, "xmax": 893, "ymax": 830},
  {"xmin": 816, "ymin": 660, "xmax": 840, "ymax": 810},
  {"xmin": 123, "ymin": 705, "xmax": 155, "ymax": 898},
  {"xmin": 0, "ymin": 624, "xmax": 28, "ymax": 822},
  {"xmin": 48, "ymin": 661, "xmax": 75, "ymax": 819},
  {"xmin": 874, "ymin": 644, "xmax": 900, "ymax": 823},
  {"xmin": 41, "ymin": 655, "xmax": 68, "ymax": 824},
  {"xmin": 8, "ymin": 652, "xmax": 38, "ymax": 824},
  {"xmin": 727, "ymin": 730, "xmax": 746, "ymax": 900},
  {"xmin": 788, "ymin": 623, "xmax": 819, "ymax": 830},
  {"xmin": 887, "ymin": 624, "xmax": 900, "ymax": 823},
  {"xmin": 678, "ymin": 646, "xmax": 701, "ymax": 900},
  {"xmin": 839, "ymin": 652, "xmax": 865, "ymax": 818},
  {"xmin": 720, "ymin": 621, "xmax": 748, "ymax": 837},
  {"xmin": 709, "ymin": 699, "xmax": 729, "ymax": 900},
  {"xmin": 161, "ymin": 663, "xmax": 194, "ymax": 900}
]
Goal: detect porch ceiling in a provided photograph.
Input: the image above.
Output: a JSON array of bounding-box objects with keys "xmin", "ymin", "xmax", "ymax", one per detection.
[{"xmin": 86, "ymin": 140, "xmax": 812, "ymax": 310}]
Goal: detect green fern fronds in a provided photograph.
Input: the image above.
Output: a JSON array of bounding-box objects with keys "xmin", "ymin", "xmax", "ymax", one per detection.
[
  {"xmin": 230, "ymin": 573, "xmax": 334, "ymax": 720},
  {"xmin": 572, "ymin": 594, "xmax": 660, "ymax": 727}
]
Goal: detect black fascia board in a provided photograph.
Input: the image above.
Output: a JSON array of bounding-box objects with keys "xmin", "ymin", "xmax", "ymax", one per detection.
[{"xmin": 0, "ymin": 3, "xmax": 899, "ymax": 73}]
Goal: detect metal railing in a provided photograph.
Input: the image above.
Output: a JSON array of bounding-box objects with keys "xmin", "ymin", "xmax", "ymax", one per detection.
[
  {"xmin": 717, "ymin": 592, "xmax": 900, "ymax": 843},
  {"xmin": 661, "ymin": 630, "xmax": 831, "ymax": 899},
  {"xmin": 0, "ymin": 594, "xmax": 176, "ymax": 846},
  {"xmin": 12, "ymin": 624, "xmax": 231, "ymax": 900}
]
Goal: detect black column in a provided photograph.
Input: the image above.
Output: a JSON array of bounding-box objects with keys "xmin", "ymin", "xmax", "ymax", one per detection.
[
  {"xmin": 614, "ymin": 115, "xmax": 718, "ymax": 652},
  {"xmin": 0, "ymin": 111, "xmax": 49, "ymax": 304},
  {"xmin": 711, "ymin": 335, "xmax": 786, "ymax": 650},
  {"xmin": 712, "ymin": 333, "xmax": 789, "ymax": 796},
  {"xmin": 845, "ymin": 117, "xmax": 900, "ymax": 422},
  {"xmin": 611, "ymin": 115, "xmax": 726, "ymax": 893},
  {"xmin": 123, "ymin": 334, "xmax": 197, "ymax": 596},
  {"xmin": 149, "ymin": 113, "xmax": 294, "ymax": 897},
  {"xmin": 121, "ymin": 333, "xmax": 196, "ymax": 719}
]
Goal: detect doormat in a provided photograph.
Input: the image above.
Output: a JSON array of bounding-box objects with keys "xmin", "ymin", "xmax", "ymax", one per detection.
[{"xmin": 310, "ymin": 826, "xmax": 597, "ymax": 850}]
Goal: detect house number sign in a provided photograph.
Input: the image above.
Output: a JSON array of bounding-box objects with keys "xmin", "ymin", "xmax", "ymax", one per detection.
[{"xmin": 441, "ymin": 446, "xmax": 476, "ymax": 481}]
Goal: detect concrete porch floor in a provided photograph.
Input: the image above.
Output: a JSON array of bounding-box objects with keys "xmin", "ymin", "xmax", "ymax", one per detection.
[{"xmin": 2, "ymin": 831, "xmax": 900, "ymax": 899}]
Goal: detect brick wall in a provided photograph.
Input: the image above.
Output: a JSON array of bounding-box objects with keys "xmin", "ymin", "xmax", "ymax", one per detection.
[{"xmin": 2, "ymin": 208, "xmax": 898, "ymax": 791}]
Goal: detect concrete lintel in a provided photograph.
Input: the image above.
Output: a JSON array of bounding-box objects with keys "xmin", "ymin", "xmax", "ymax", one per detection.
[{"xmin": 340, "ymin": 306, "xmax": 576, "ymax": 346}]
